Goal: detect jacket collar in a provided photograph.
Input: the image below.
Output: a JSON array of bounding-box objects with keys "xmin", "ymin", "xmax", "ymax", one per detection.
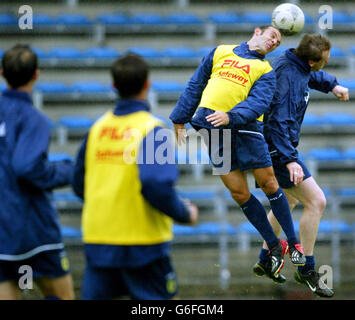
[
  {"xmin": 2, "ymin": 89, "xmax": 32, "ymax": 103},
  {"xmin": 285, "ymin": 48, "xmax": 311, "ymax": 73},
  {"xmin": 235, "ymin": 42, "xmax": 265, "ymax": 60},
  {"xmin": 113, "ymin": 98, "xmax": 150, "ymax": 116}
]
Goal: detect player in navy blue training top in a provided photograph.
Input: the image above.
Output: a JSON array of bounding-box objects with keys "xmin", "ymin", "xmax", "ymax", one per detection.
[
  {"xmin": 0, "ymin": 45, "xmax": 75, "ymax": 299},
  {"xmin": 253, "ymin": 34, "xmax": 349, "ymax": 298}
]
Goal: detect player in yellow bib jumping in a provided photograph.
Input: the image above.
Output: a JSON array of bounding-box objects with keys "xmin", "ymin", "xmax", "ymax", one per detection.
[{"xmin": 170, "ymin": 26, "xmax": 305, "ymax": 280}]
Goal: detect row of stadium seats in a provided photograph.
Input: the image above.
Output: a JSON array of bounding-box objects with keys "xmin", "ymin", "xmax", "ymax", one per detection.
[
  {"xmin": 2, "ymin": 79, "xmax": 353, "ymax": 105},
  {"xmin": 52, "ymin": 112, "xmax": 355, "ymax": 129},
  {"xmin": 49, "ymin": 145, "xmax": 355, "ymax": 184},
  {"xmin": 2, "ymin": 11, "xmax": 355, "ymax": 27},
  {"xmin": 48, "ymin": 146, "xmax": 355, "ymax": 164},
  {"xmin": 60, "ymin": 219, "xmax": 355, "ymax": 247},
  {"xmin": 0, "ymin": 45, "xmax": 351, "ymax": 65},
  {"xmin": 53, "ymin": 186, "xmax": 355, "ymax": 210}
]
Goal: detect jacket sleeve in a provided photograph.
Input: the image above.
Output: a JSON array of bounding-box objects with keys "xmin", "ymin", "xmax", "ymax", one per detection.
[
  {"xmin": 227, "ymin": 70, "xmax": 276, "ymax": 127},
  {"xmin": 169, "ymin": 48, "xmax": 216, "ymax": 124},
  {"xmin": 138, "ymin": 126, "xmax": 191, "ymax": 223},
  {"xmin": 71, "ymin": 134, "xmax": 88, "ymax": 199},
  {"xmin": 308, "ymin": 70, "xmax": 338, "ymax": 93},
  {"xmin": 11, "ymin": 112, "xmax": 74, "ymax": 190},
  {"xmin": 265, "ymin": 70, "xmax": 299, "ymax": 165}
]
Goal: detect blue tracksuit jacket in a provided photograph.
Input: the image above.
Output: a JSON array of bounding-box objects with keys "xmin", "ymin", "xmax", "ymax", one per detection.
[
  {"xmin": 0, "ymin": 89, "xmax": 74, "ymax": 261},
  {"xmin": 264, "ymin": 49, "xmax": 338, "ymax": 165}
]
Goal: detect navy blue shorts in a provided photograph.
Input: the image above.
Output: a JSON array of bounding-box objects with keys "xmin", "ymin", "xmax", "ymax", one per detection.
[
  {"xmin": 271, "ymin": 156, "xmax": 312, "ymax": 189},
  {"xmin": 82, "ymin": 255, "xmax": 178, "ymax": 300},
  {"xmin": 192, "ymin": 126, "xmax": 272, "ymax": 174},
  {"xmin": 0, "ymin": 250, "xmax": 70, "ymax": 283}
]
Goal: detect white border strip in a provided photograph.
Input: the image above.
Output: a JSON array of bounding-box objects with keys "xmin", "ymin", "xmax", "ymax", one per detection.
[{"xmin": 0, "ymin": 243, "xmax": 64, "ymax": 261}]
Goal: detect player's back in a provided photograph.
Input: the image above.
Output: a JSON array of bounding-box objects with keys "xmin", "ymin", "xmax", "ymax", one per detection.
[{"xmin": 0, "ymin": 89, "xmax": 62, "ymax": 257}]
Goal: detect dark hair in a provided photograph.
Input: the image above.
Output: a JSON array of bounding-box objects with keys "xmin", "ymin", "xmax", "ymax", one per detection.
[
  {"xmin": 111, "ymin": 53, "xmax": 149, "ymax": 98},
  {"xmin": 2, "ymin": 44, "xmax": 38, "ymax": 89},
  {"xmin": 295, "ymin": 34, "xmax": 331, "ymax": 62}
]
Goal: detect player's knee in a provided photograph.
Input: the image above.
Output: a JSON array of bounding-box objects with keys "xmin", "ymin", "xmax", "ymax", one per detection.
[
  {"xmin": 288, "ymin": 198, "xmax": 299, "ymax": 210},
  {"xmin": 229, "ymin": 189, "xmax": 250, "ymax": 205},
  {"xmin": 258, "ymin": 177, "xmax": 279, "ymax": 195},
  {"xmin": 304, "ymin": 193, "xmax": 327, "ymax": 216},
  {"xmin": 314, "ymin": 193, "xmax": 327, "ymax": 214}
]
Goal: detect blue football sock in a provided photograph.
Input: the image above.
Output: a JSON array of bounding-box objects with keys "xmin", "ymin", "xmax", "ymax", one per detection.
[
  {"xmin": 241, "ymin": 194, "xmax": 279, "ymax": 249},
  {"xmin": 267, "ymin": 188, "xmax": 298, "ymax": 246},
  {"xmin": 259, "ymin": 248, "xmax": 271, "ymax": 264},
  {"xmin": 298, "ymin": 255, "xmax": 315, "ymax": 274}
]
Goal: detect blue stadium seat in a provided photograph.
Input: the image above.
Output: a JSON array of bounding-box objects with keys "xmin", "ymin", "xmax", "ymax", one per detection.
[
  {"xmin": 33, "ymin": 13, "xmax": 56, "ymax": 26},
  {"xmin": 161, "ymin": 47, "xmax": 198, "ymax": 59},
  {"xmin": 126, "ymin": 47, "xmax": 161, "ymax": 59},
  {"xmin": 338, "ymin": 188, "xmax": 355, "ymax": 198},
  {"xmin": 165, "ymin": 13, "xmax": 204, "ymax": 25},
  {"xmin": 322, "ymin": 188, "xmax": 333, "ymax": 199},
  {"xmin": 47, "ymin": 47, "xmax": 83, "ymax": 59},
  {"xmin": 151, "ymin": 81, "xmax": 185, "ymax": 92},
  {"xmin": 83, "ymin": 47, "xmax": 120, "ymax": 59},
  {"xmin": 208, "ymin": 12, "xmax": 240, "ymax": 24},
  {"xmin": 351, "ymin": 46, "xmax": 355, "ymax": 55},
  {"xmin": 173, "ymin": 222, "xmax": 237, "ymax": 237},
  {"xmin": 35, "ymin": 82, "xmax": 71, "ymax": 94},
  {"xmin": 130, "ymin": 13, "xmax": 166, "ymax": 25},
  {"xmin": 304, "ymin": 13, "xmax": 315, "ymax": 24},
  {"xmin": 331, "ymin": 12, "xmax": 353, "ymax": 24},
  {"xmin": 61, "ymin": 226, "xmax": 82, "ymax": 239},
  {"xmin": 178, "ymin": 190, "xmax": 217, "ymax": 201},
  {"xmin": 307, "ymin": 148, "xmax": 343, "ymax": 161},
  {"xmin": 330, "ymin": 46, "xmax": 347, "ymax": 58},
  {"xmin": 318, "ymin": 220, "xmax": 353, "ymax": 233},
  {"xmin": 236, "ymin": 221, "xmax": 259, "ymax": 236},
  {"xmin": 197, "ymin": 222, "xmax": 237, "ymax": 236},
  {"xmin": 32, "ymin": 47, "xmax": 51, "ymax": 59},
  {"xmin": 337, "ymin": 79, "xmax": 355, "ymax": 90},
  {"xmin": 55, "ymin": 13, "xmax": 92, "ymax": 26},
  {"xmin": 240, "ymin": 12, "xmax": 271, "ymax": 24},
  {"xmin": 58, "ymin": 116, "xmax": 95, "ymax": 129},
  {"xmin": 321, "ymin": 113, "xmax": 355, "ymax": 125},
  {"xmin": 0, "ymin": 13, "xmax": 17, "ymax": 25},
  {"xmin": 343, "ymin": 148, "xmax": 355, "ymax": 160},
  {"xmin": 302, "ymin": 113, "xmax": 322, "ymax": 126},
  {"xmin": 173, "ymin": 224, "xmax": 196, "ymax": 236},
  {"xmin": 195, "ymin": 47, "xmax": 214, "ymax": 58},
  {"xmin": 72, "ymin": 81, "xmax": 111, "ymax": 93},
  {"xmin": 48, "ymin": 153, "xmax": 73, "ymax": 162},
  {"xmin": 96, "ymin": 13, "xmax": 129, "ymax": 25}
]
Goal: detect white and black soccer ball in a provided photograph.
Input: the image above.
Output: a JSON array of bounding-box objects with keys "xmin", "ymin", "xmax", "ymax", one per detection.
[{"xmin": 272, "ymin": 3, "xmax": 305, "ymax": 36}]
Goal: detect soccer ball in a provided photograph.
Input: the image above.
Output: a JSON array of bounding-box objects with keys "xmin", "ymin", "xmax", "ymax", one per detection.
[{"xmin": 272, "ymin": 3, "xmax": 305, "ymax": 36}]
